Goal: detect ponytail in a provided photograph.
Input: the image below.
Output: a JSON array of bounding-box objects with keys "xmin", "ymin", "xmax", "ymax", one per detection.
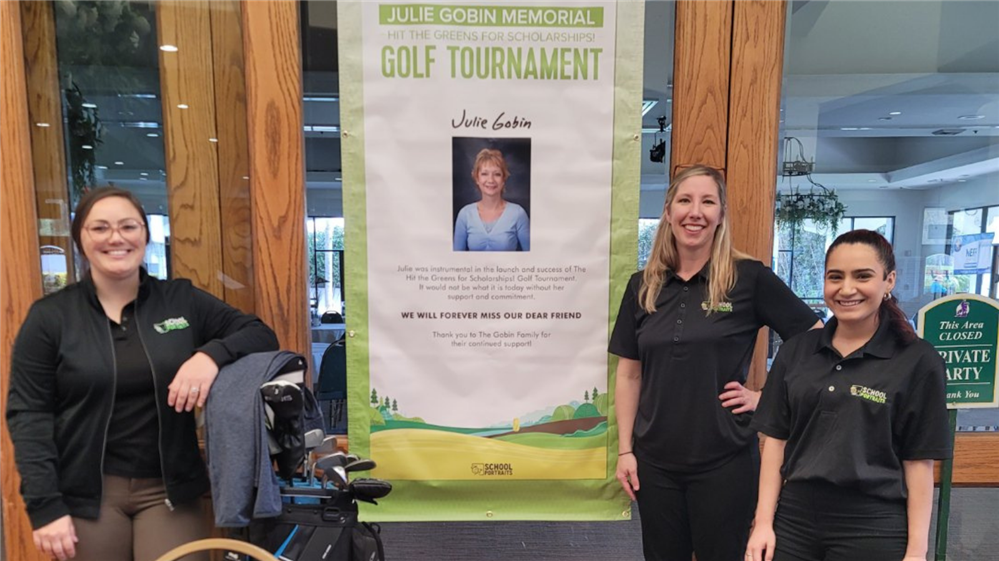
[{"xmin": 882, "ymin": 293, "xmax": 916, "ymax": 344}]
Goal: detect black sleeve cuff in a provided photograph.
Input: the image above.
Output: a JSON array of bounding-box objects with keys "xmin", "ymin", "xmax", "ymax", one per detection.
[{"xmin": 27, "ymin": 496, "xmax": 71, "ymax": 530}]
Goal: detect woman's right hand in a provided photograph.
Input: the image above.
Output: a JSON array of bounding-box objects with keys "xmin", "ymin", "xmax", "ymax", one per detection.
[
  {"xmin": 746, "ymin": 522, "xmax": 776, "ymax": 561},
  {"xmin": 615, "ymin": 452, "xmax": 640, "ymax": 501},
  {"xmin": 33, "ymin": 515, "xmax": 77, "ymax": 560}
]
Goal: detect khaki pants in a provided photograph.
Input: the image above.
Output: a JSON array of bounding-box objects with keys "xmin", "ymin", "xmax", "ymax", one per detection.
[{"xmin": 72, "ymin": 475, "xmax": 209, "ymax": 561}]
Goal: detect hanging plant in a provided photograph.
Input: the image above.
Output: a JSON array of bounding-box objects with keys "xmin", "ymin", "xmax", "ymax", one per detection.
[
  {"xmin": 53, "ymin": 0, "xmax": 158, "ymax": 204},
  {"xmin": 775, "ymin": 189, "xmax": 846, "ymax": 234},
  {"xmin": 64, "ymin": 83, "xmax": 104, "ymax": 200}
]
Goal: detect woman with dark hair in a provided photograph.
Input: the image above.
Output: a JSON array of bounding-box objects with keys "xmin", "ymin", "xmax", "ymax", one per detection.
[
  {"xmin": 747, "ymin": 229, "xmax": 952, "ymax": 561},
  {"xmin": 7, "ymin": 187, "xmax": 279, "ymax": 561},
  {"xmin": 453, "ymin": 148, "xmax": 530, "ymax": 251},
  {"xmin": 609, "ymin": 165, "xmax": 820, "ymax": 560}
]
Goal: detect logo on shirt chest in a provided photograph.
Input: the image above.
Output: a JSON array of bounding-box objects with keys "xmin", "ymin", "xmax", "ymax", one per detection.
[
  {"xmin": 701, "ymin": 301, "xmax": 733, "ymax": 313},
  {"xmin": 850, "ymin": 384, "xmax": 887, "ymax": 405},
  {"xmin": 153, "ymin": 316, "xmax": 190, "ymax": 334}
]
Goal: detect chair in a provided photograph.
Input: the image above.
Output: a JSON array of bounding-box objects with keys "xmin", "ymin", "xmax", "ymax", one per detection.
[{"xmin": 316, "ymin": 341, "xmax": 347, "ymax": 434}]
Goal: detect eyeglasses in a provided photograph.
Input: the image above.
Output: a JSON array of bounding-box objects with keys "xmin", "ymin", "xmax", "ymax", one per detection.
[{"xmin": 84, "ymin": 219, "xmax": 146, "ymax": 242}]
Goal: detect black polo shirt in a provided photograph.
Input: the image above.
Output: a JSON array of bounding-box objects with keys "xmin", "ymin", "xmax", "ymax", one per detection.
[
  {"xmin": 104, "ymin": 302, "xmax": 163, "ymax": 478},
  {"xmin": 753, "ymin": 310, "xmax": 953, "ymax": 501},
  {"xmin": 609, "ymin": 259, "xmax": 817, "ymax": 472}
]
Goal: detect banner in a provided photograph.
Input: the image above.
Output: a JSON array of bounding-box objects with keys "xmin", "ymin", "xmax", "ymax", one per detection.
[
  {"xmin": 950, "ymin": 232, "xmax": 995, "ymax": 274},
  {"xmin": 339, "ymin": 0, "xmax": 643, "ymax": 521},
  {"xmin": 918, "ymin": 294, "xmax": 999, "ymax": 409}
]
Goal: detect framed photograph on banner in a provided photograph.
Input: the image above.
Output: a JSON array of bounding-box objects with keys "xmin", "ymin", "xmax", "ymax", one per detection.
[{"xmin": 922, "ymin": 207, "xmax": 948, "ymax": 245}]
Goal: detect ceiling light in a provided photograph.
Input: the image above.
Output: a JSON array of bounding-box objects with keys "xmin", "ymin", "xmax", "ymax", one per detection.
[
  {"xmin": 889, "ymin": 111, "xmax": 902, "ymax": 116},
  {"xmin": 303, "ymin": 125, "xmax": 339, "ymax": 133},
  {"xmin": 858, "ymin": 127, "xmax": 872, "ymax": 131},
  {"xmin": 957, "ymin": 179, "xmax": 967, "ymax": 183},
  {"xmin": 159, "ymin": 44, "xmax": 178, "ymax": 52},
  {"xmin": 303, "ymin": 96, "xmax": 339, "ymax": 102},
  {"xmin": 140, "ymin": 172, "xmax": 149, "ymax": 176},
  {"xmin": 82, "ymin": 102, "xmax": 97, "ymax": 109},
  {"xmin": 147, "ymin": 133, "xmax": 159, "ymax": 137},
  {"xmin": 177, "ymin": 104, "xmax": 189, "ymax": 109},
  {"xmin": 36, "ymin": 122, "xmax": 50, "ymax": 127},
  {"xmin": 122, "ymin": 121, "xmax": 161, "ymax": 129},
  {"xmin": 96, "ymin": 165, "xmax": 108, "ymax": 170},
  {"xmin": 208, "ymin": 138, "xmax": 218, "ymax": 143},
  {"xmin": 140, "ymin": 177, "xmax": 148, "ymax": 181},
  {"xmin": 81, "ymin": 144, "xmax": 93, "ymax": 150},
  {"xmin": 957, "ymin": 115, "xmax": 984, "ymax": 120},
  {"xmin": 868, "ymin": 179, "xmax": 878, "ymax": 183},
  {"xmin": 840, "ymin": 127, "xmax": 858, "ymax": 131},
  {"xmin": 115, "ymin": 161, "xmax": 124, "ymax": 165}
]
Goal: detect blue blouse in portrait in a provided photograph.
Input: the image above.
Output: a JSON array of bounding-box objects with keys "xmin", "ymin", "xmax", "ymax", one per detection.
[{"xmin": 453, "ymin": 202, "xmax": 530, "ymax": 251}]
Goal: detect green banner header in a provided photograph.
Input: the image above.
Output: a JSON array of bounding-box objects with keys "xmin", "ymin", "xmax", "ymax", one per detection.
[{"xmin": 380, "ymin": 4, "xmax": 604, "ymax": 27}]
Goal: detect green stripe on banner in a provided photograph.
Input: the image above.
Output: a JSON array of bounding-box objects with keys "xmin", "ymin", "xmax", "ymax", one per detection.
[
  {"xmin": 338, "ymin": 0, "xmax": 373, "ymax": 463},
  {"xmin": 379, "ymin": 5, "xmax": 604, "ymax": 27}
]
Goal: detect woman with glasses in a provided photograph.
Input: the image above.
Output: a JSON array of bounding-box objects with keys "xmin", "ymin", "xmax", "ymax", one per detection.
[{"xmin": 7, "ymin": 187, "xmax": 279, "ymax": 561}]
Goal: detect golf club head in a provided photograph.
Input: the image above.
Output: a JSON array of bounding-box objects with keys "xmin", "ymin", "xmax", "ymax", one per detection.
[
  {"xmin": 348, "ymin": 478, "xmax": 393, "ymax": 504},
  {"xmin": 314, "ymin": 453, "xmax": 350, "ymax": 488},
  {"xmin": 260, "ymin": 380, "xmax": 305, "ymax": 479},
  {"xmin": 345, "ymin": 457, "xmax": 377, "ymax": 473}
]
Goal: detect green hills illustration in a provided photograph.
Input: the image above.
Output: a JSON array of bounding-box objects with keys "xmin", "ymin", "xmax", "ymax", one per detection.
[{"xmin": 368, "ymin": 386, "xmax": 609, "ymax": 449}]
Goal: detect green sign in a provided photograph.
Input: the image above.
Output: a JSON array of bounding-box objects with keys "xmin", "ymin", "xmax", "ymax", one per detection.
[{"xmin": 918, "ymin": 294, "xmax": 999, "ymax": 409}]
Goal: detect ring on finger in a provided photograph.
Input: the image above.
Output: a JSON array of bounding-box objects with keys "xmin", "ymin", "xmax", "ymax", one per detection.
[{"xmin": 190, "ymin": 386, "xmax": 200, "ymax": 395}]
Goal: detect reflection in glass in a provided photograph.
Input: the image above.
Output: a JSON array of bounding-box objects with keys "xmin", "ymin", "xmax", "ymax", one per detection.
[
  {"xmin": 46, "ymin": 0, "xmax": 171, "ymax": 283},
  {"xmin": 775, "ymin": 0, "xmax": 999, "ymax": 435}
]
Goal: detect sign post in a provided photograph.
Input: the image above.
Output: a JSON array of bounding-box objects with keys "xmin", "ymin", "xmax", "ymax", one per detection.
[{"xmin": 917, "ymin": 293, "xmax": 999, "ymax": 560}]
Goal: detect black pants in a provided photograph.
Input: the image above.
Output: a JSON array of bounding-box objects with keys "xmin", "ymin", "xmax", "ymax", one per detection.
[
  {"xmin": 773, "ymin": 481, "xmax": 907, "ymax": 561},
  {"xmin": 635, "ymin": 445, "xmax": 758, "ymax": 561}
]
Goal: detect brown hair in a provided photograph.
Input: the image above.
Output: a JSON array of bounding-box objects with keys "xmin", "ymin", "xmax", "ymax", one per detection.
[
  {"xmin": 71, "ymin": 187, "xmax": 150, "ymax": 254},
  {"xmin": 825, "ymin": 229, "xmax": 915, "ymax": 343},
  {"xmin": 470, "ymin": 148, "xmax": 511, "ymax": 185},
  {"xmin": 640, "ymin": 165, "xmax": 749, "ymax": 313}
]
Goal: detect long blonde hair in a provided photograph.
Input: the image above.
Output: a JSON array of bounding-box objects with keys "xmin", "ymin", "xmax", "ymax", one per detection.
[{"xmin": 639, "ymin": 165, "xmax": 749, "ymax": 313}]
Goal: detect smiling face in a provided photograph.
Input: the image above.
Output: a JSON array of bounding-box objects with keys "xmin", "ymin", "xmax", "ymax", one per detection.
[
  {"xmin": 474, "ymin": 162, "xmax": 506, "ymax": 198},
  {"xmin": 665, "ymin": 174, "xmax": 723, "ymax": 256},
  {"xmin": 80, "ymin": 196, "xmax": 147, "ymax": 283},
  {"xmin": 824, "ymin": 243, "xmax": 896, "ymax": 331}
]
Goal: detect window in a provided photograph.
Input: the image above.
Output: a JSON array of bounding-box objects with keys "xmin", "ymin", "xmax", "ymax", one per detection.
[
  {"xmin": 946, "ymin": 205, "xmax": 998, "ymax": 297},
  {"xmin": 307, "ymin": 217, "xmax": 344, "ymax": 319},
  {"xmin": 774, "ymin": 217, "xmax": 895, "ymax": 312}
]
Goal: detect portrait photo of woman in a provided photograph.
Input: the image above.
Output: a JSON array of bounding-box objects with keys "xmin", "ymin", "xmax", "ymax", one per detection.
[{"xmin": 452, "ymin": 139, "xmax": 531, "ymax": 252}]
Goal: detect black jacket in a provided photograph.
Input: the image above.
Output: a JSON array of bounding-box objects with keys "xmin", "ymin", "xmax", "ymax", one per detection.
[{"xmin": 7, "ymin": 271, "xmax": 279, "ymax": 528}]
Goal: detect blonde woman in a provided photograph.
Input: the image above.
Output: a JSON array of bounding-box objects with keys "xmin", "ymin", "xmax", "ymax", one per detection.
[
  {"xmin": 453, "ymin": 148, "xmax": 530, "ymax": 251},
  {"xmin": 609, "ymin": 165, "xmax": 820, "ymax": 561}
]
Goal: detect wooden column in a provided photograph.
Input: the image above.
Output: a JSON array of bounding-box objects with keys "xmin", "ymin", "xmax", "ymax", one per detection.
[
  {"xmin": 727, "ymin": 0, "xmax": 788, "ymax": 390},
  {"xmin": 20, "ymin": 1, "xmax": 74, "ymax": 286},
  {"xmin": 670, "ymin": 0, "xmax": 733, "ymax": 175},
  {"xmin": 157, "ymin": 0, "xmax": 226, "ymax": 298},
  {"xmin": 210, "ymin": 0, "xmax": 255, "ymax": 313},
  {"xmin": 241, "ymin": 0, "xmax": 309, "ymax": 356},
  {"xmin": 1, "ymin": 2, "xmax": 48, "ymax": 559}
]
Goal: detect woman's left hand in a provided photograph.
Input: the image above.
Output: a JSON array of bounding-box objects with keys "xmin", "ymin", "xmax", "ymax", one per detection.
[
  {"xmin": 168, "ymin": 352, "xmax": 219, "ymax": 412},
  {"xmin": 718, "ymin": 381, "xmax": 760, "ymax": 414}
]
